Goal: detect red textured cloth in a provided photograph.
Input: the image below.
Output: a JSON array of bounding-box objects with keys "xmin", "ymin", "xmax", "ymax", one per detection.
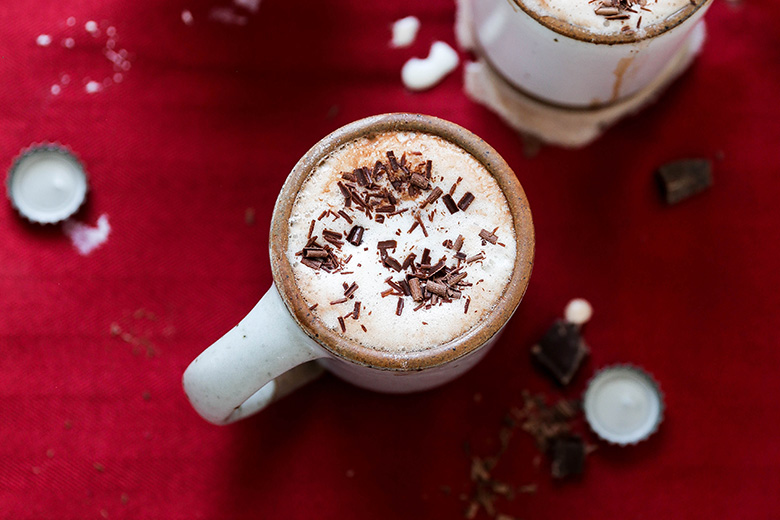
[{"xmin": 2, "ymin": 1, "xmax": 779, "ymax": 518}]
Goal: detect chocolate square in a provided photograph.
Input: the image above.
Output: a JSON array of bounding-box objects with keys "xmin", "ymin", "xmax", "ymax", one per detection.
[{"xmin": 531, "ymin": 320, "xmax": 589, "ymax": 386}]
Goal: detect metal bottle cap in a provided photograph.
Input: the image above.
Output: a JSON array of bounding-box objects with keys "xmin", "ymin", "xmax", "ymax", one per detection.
[
  {"xmin": 583, "ymin": 364, "xmax": 664, "ymax": 445},
  {"xmin": 6, "ymin": 143, "xmax": 88, "ymax": 224}
]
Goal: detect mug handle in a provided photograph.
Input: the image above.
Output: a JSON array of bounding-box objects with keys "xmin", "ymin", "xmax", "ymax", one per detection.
[{"xmin": 182, "ymin": 284, "xmax": 327, "ymax": 425}]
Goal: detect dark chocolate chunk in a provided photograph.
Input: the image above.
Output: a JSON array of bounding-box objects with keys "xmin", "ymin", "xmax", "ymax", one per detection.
[
  {"xmin": 550, "ymin": 436, "xmax": 585, "ymax": 479},
  {"xmin": 377, "ymin": 240, "xmax": 397, "ymax": 250},
  {"xmin": 656, "ymin": 158, "xmax": 713, "ymax": 205},
  {"xmin": 457, "ymin": 192, "xmax": 475, "ymax": 211},
  {"xmin": 531, "ymin": 320, "xmax": 589, "ymax": 386},
  {"xmin": 442, "ymin": 194, "xmax": 459, "ymax": 214}
]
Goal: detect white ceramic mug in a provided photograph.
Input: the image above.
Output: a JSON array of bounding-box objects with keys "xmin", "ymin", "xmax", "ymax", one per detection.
[
  {"xmin": 183, "ymin": 114, "xmax": 535, "ymax": 425},
  {"xmin": 468, "ymin": 0, "xmax": 713, "ymax": 107}
]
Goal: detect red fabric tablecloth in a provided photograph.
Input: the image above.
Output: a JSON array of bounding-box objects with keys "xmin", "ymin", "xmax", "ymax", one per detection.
[{"xmin": 2, "ymin": 1, "xmax": 779, "ymax": 518}]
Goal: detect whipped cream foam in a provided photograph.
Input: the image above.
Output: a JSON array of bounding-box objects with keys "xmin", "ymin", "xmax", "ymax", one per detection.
[{"xmin": 286, "ymin": 131, "xmax": 517, "ymax": 353}]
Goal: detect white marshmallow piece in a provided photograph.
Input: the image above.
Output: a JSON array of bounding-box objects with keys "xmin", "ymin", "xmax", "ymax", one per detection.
[
  {"xmin": 64, "ymin": 214, "xmax": 111, "ymax": 256},
  {"xmin": 401, "ymin": 41, "xmax": 459, "ymax": 91},
  {"xmin": 391, "ymin": 16, "xmax": 420, "ymax": 48},
  {"xmin": 564, "ymin": 298, "xmax": 593, "ymax": 325}
]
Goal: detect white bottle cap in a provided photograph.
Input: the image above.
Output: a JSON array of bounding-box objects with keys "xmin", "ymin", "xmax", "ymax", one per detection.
[
  {"xmin": 583, "ymin": 365, "xmax": 664, "ymax": 445},
  {"xmin": 6, "ymin": 144, "xmax": 88, "ymax": 224}
]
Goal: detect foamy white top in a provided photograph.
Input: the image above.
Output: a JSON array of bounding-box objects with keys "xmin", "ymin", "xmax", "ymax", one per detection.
[
  {"xmin": 519, "ymin": 0, "xmax": 699, "ymax": 37},
  {"xmin": 286, "ymin": 131, "xmax": 516, "ymax": 353}
]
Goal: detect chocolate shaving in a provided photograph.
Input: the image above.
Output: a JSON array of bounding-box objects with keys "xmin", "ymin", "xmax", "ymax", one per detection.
[
  {"xmin": 409, "ymin": 278, "xmax": 424, "ymax": 301},
  {"xmin": 415, "ymin": 213, "xmax": 428, "ymax": 237},
  {"xmin": 307, "ymin": 220, "xmax": 315, "ymax": 239},
  {"xmin": 301, "ymin": 258, "xmax": 322, "ymax": 270},
  {"xmin": 330, "ymin": 298, "xmax": 348, "ymax": 305},
  {"xmin": 396, "ymin": 297, "xmax": 404, "ymax": 316},
  {"xmin": 354, "ymin": 168, "xmax": 369, "ymax": 187},
  {"xmin": 453, "ymin": 235, "xmax": 464, "ymax": 251},
  {"xmin": 479, "ymin": 229, "xmax": 499, "ymax": 245},
  {"xmin": 383, "ymin": 255, "xmax": 403, "ymax": 272},
  {"xmin": 466, "ymin": 252, "xmax": 485, "ymax": 264},
  {"xmin": 420, "ymin": 186, "xmax": 443, "ymax": 209},
  {"xmin": 378, "ymin": 240, "xmax": 397, "ymax": 250},
  {"xmin": 421, "ymin": 248, "xmax": 431, "ymax": 266},
  {"xmin": 323, "ymin": 229, "xmax": 343, "ymax": 240},
  {"xmin": 373, "ymin": 160, "xmax": 387, "ymax": 178},
  {"xmin": 375, "ymin": 214, "xmax": 385, "ymax": 223},
  {"xmin": 375, "ymin": 204, "xmax": 396, "ymax": 213},
  {"xmin": 457, "ymin": 192, "xmax": 475, "ymax": 211},
  {"xmin": 353, "ymin": 301, "xmax": 361, "ymax": 319},
  {"xmin": 346, "ymin": 226, "xmax": 364, "ymax": 246},
  {"xmin": 402, "ymin": 253, "xmax": 416, "ymax": 270},
  {"xmin": 426, "ymin": 280, "xmax": 449, "ymax": 297},
  {"xmin": 387, "ymin": 151, "xmax": 400, "ymax": 172},
  {"xmin": 424, "ymin": 160, "xmax": 432, "ymax": 179},
  {"xmin": 337, "ymin": 316, "xmax": 346, "ymax": 333},
  {"xmin": 464, "ymin": 297, "xmax": 471, "ymax": 314},
  {"xmin": 344, "ymin": 282, "xmax": 358, "ymax": 298},
  {"xmin": 442, "ymin": 194, "xmax": 459, "ymax": 214},
  {"xmin": 410, "ymin": 173, "xmax": 429, "ymax": 189},
  {"xmin": 338, "ymin": 210, "xmax": 353, "ymax": 224}
]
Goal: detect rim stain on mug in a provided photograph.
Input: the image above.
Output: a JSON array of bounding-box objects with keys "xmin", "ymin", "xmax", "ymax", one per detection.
[{"xmin": 270, "ymin": 113, "xmax": 534, "ymax": 371}]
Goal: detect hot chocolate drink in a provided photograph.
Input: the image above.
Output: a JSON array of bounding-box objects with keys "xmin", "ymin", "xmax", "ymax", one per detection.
[{"xmin": 286, "ymin": 131, "xmax": 517, "ymax": 352}]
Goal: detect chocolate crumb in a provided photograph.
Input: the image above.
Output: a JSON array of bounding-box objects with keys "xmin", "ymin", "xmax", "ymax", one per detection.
[
  {"xmin": 361, "ymin": 324, "xmax": 367, "ymax": 332},
  {"xmin": 656, "ymin": 158, "xmax": 713, "ymax": 204},
  {"xmin": 309, "ymin": 303, "xmax": 318, "ymax": 311}
]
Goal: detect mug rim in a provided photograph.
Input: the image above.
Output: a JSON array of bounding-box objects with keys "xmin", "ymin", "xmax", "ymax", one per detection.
[
  {"xmin": 510, "ymin": 0, "xmax": 712, "ymax": 45},
  {"xmin": 269, "ymin": 113, "xmax": 535, "ymax": 371}
]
